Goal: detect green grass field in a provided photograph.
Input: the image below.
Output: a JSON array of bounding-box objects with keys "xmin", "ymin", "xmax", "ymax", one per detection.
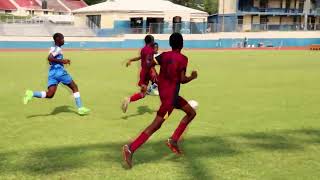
[{"xmin": 0, "ymin": 50, "xmax": 320, "ymax": 180}]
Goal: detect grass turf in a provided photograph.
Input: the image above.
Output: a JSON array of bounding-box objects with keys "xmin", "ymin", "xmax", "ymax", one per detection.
[{"xmin": 0, "ymin": 50, "xmax": 320, "ymax": 179}]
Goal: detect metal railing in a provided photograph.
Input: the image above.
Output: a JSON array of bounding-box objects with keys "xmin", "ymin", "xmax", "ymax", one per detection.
[{"xmin": 207, "ymin": 23, "xmax": 320, "ymax": 32}]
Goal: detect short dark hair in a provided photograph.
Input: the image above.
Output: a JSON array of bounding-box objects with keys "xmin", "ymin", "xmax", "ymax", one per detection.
[
  {"xmin": 53, "ymin": 33, "xmax": 63, "ymax": 41},
  {"xmin": 169, "ymin": 32, "xmax": 183, "ymax": 50},
  {"xmin": 144, "ymin": 35, "xmax": 154, "ymax": 44},
  {"xmin": 153, "ymin": 42, "xmax": 159, "ymax": 47}
]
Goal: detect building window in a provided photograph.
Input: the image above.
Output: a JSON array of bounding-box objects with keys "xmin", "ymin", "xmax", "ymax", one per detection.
[
  {"xmin": 5, "ymin": 10, "xmax": 12, "ymax": 14},
  {"xmin": 44, "ymin": 11, "xmax": 48, "ymax": 15},
  {"xmin": 87, "ymin": 15, "xmax": 101, "ymax": 29},
  {"xmin": 260, "ymin": 15, "xmax": 268, "ymax": 24},
  {"xmin": 28, "ymin": 10, "xmax": 35, "ymax": 16},
  {"xmin": 238, "ymin": 16, "xmax": 244, "ymax": 25},
  {"xmin": 130, "ymin": 17, "xmax": 143, "ymax": 34},
  {"xmin": 260, "ymin": 0, "xmax": 268, "ymax": 11},
  {"xmin": 298, "ymin": 0, "xmax": 304, "ymax": 13},
  {"xmin": 146, "ymin": 17, "xmax": 164, "ymax": 34}
]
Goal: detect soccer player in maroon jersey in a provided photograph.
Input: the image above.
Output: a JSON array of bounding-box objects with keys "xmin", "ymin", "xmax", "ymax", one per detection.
[
  {"xmin": 126, "ymin": 42, "xmax": 160, "ymax": 96},
  {"xmin": 122, "ymin": 33, "xmax": 198, "ymax": 168},
  {"xmin": 122, "ymin": 35, "xmax": 157, "ymax": 113}
]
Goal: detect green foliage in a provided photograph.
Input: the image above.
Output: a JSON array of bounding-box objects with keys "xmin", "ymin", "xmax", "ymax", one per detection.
[
  {"xmin": 204, "ymin": 0, "xmax": 218, "ymax": 14},
  {"xmin": 84, "ymin": 0, "xmax": 106, "ymax": 5}
]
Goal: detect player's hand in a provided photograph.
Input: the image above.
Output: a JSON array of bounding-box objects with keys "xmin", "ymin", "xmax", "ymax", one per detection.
[
  {"xmin": 191, "ymin": 70, "xmax": 198, "ymax": 80},
  {"xmin": 62, "ymin": 59, "xmax": 71, "ymax": 65},
  {"xmin": 126, "ymin": 61, "xmax": 131, "ymax": 67}
]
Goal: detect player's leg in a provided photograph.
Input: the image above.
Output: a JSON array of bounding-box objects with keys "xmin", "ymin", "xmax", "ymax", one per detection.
[
  {"xmin": 122, "ymin": 104, "xmax": 172, "ymax": 168},
  {"xmin": 130, "ymin": 84, "xmax": 147, "ymax": 102},
  {"xmin": 66, "ymin": 80, "xmax": 90, "ymax": 115},
  {"xmin": 167, "ymin": 97, "xmax": 196, "ymax": 154},
  {"xmin": 147, "ymin": 68, "xmax": 159, "ymax": 96},
  {"xmin": 24, "ymin": 84, "xmax": 58, "ymax": 104},
  {"xmin": 122, "ymin": 70, "xmax": 149, "ymax": 113},
  {"xmin": 122, "ymin": 84, "xmax": 147, "ymax": 113}
]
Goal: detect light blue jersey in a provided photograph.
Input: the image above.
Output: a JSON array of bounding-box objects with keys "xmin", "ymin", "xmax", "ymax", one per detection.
[
  {"xmin": 47, "ymin": 46, "xmax": 72, "ymax": 87},
  {"xmin": 49, "ymin": 46, "xmax": 64, "ymax": 68}
]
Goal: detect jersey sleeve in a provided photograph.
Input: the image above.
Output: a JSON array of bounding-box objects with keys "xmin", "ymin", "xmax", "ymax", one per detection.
[
  {"xmin": 154, "ymin": 52, "xmax": 163, "ymax": 65},
  {"xmin": 49, "ymin": 47, "xmax": 61, "ymax": 57}
]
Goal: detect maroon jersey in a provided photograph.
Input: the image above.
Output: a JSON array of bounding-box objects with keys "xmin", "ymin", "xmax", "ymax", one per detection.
[
  {"xmin": 155, "ymin": 51, "xmax": 188, "ymax": 100},
  {"xmin": 155, "ymin": 50, "xmax": 189, "ymax": 118},
  {"xmin": 138, "ymin": 45, "xmax": 155, "ymax": 86},
  {"xmin": 140, "ymin": 45, "xmax": 154, "ymax": 71}
]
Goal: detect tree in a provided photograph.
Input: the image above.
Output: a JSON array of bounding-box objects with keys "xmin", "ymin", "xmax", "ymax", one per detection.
[
  {"xmin": 204, "ymin": 0, "xmax": 218, "ymax": 14},
  {"xmin": 84, "ymin": 0, "xmax": 105, "ymax": 5},
  {"xmin": 171, "ymin": 0, "xmax": 218, "ymax": 14}
]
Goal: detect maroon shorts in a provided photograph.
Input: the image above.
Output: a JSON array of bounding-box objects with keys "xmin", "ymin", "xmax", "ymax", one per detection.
[
  {"xmin": 138, "ymin": 68, "xmax": 158, "ymax": 86},
  {"xmin": 157, "ymin": 96, "xmax": 188, "ymax": 119}
]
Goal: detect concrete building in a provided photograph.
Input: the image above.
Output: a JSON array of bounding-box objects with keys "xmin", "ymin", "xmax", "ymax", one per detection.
[
  {"xmin": 209, "ymin": 0, "xmax": 320, "ymax": 31},
  {"xmin": 73, "ymin": 0, "xmax": 208, "ymax": 36}
]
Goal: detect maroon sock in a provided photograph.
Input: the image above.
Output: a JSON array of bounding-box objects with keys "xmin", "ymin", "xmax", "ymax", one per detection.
[
  {"xmin": 130, "ymin": 93, "xmax": 145, "ymax": 102},
  {"xmin": 130, "ymin": 132, "xmax": 150, "ymax": 152},
  {"xmin": 171, "ymin": 122, "xmax": 188, "ymax": 142}
]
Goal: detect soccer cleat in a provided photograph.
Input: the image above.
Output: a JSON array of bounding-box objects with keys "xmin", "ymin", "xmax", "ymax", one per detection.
[
  {"xmin": 78, "ymin": 107, "xmax": 90, "ymax": 115},
  {"xmin": 166, "ymin": 138, "xmax": 182, "ymax": 155},
  {"xmin": 151, "ymin": 89, "xmax": 159, "ymax": 96},
  {"xmin": 147, "ymin": 85, "xmax": 159, "ymax": 96},
  {"xmin": 121, "ymin": 97, "xmax": 130, "ymax": 113},
  {"xmin": 23, "ymin": 90, "xmax": 33, "ymax": 105},
  {"xmin": 122, "ymin": 144, "xmax": 133, "ymax": 169}
]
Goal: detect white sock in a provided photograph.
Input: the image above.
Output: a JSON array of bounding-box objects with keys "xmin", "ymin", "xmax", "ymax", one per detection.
[{"xmin": 41, "ymin": 91, "xmax": 46, "ymax": 98}]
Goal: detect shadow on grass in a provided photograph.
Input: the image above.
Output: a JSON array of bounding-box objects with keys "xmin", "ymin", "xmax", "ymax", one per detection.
[
  {"xmin": 121, "ymin": 105, "xmax": 156, "ymax": 120},
  {"xmin": 0, "ymin": 128, "xmax": 319, "ymax": 178},
  {"xmin": 27, "ymin": 105, "xmax": 78, "ymax": 118}
]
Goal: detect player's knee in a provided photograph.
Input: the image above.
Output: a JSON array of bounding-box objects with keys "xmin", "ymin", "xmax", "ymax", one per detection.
[
  {"xmin": 188, "ymin": 109, "xmax": 197, "ymax": 120},
  {"xmin": 72, "ymin": 83, "xmax": 79, "ymax": 92},
  {"xmin": 153, "ymin": 123, "xmax": 162, "ymax": 131},
  {"xmin": 46, "ymin": 93, "xmax": 55, "ymax": 99}
]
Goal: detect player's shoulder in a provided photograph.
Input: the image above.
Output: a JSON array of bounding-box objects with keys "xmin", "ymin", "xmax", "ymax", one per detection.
[
  {"xmin": 49, "ymin": 46, "xmax": 61, "ymax": 52},
  {"xmin": 181, "ymin": 53, "xmax": 188, "ymax": 61}
]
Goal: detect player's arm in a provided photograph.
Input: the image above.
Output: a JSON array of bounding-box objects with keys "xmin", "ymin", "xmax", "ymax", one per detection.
[
  {"xmin": 48, "ymin": 54, "xmax": 70, "ymax": 65},
  {"xmin": 180, "ymin": 58, "xmax": 197, "ymax": 84},
  {"xmin": 180, "ymin": 70, "xmax": 197, "ymax": 84},
  {"xmin": 126, "ymin": 56, "xmax": 141, "ymax": 67}
]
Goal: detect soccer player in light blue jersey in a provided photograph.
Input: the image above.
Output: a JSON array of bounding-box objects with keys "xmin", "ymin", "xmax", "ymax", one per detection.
[{"xmin": 23, "ymin": 33, "xmax": 90, "ymax": 115}]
